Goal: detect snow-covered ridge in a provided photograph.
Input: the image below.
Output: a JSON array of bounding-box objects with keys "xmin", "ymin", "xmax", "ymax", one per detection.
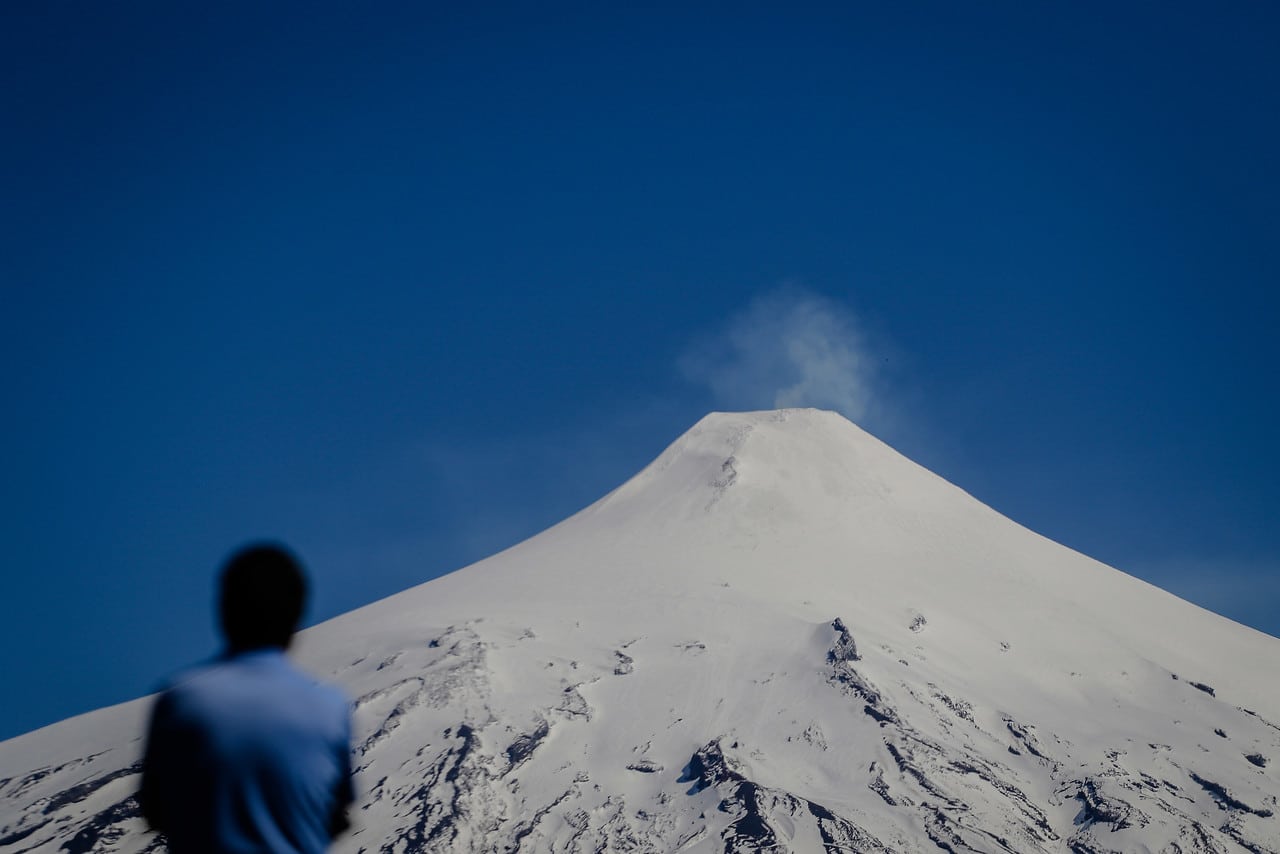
[{"xmin": 3, "ymin": 409, "xmax": 1278, "ymax": 852}]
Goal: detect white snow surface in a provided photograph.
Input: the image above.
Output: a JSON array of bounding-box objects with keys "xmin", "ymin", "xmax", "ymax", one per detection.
[{"xmin": 3, "ymin": 409, "xmax": 1278, "ymax": 852}]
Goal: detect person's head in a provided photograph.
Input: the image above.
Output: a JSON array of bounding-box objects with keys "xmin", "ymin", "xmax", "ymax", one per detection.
[{"xmin": 218, "ymin": 542, "xmax": 308, "ymax": 653}]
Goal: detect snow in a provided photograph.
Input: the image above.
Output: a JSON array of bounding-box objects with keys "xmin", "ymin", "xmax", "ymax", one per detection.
[{"xmin": 2, "ymin": 408, "xmax": 1278, "ymax": 852}]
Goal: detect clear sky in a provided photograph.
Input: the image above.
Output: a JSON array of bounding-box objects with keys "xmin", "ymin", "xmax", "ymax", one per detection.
[{"xmin": 3, "ymin": 3, "xmax": 1277, "ymax": 741}]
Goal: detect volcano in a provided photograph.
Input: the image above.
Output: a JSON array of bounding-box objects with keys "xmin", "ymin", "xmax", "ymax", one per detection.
[{"xmin": 2, "ymin": 409, "xmax": 1277, "ymax": 853}]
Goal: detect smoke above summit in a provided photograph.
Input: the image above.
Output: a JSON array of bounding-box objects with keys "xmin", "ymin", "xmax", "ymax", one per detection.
[{"xmin": 679, "ymin": 288, "xmax": 881, "ymax": 424}]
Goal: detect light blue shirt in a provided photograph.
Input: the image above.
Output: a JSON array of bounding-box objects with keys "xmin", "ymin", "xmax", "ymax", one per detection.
[{"xmin": 141, "ymin": 649, "xmax": 354, "ymax": 854}]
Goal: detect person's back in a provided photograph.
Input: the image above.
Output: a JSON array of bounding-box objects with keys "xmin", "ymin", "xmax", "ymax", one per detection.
[{"xmin": 140, "ymin": 544, "xmax": 354, "ymax": 854}]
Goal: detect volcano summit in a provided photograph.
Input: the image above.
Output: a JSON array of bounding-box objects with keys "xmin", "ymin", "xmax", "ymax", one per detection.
[{"xmin": 2, "ymin": 409, "xmax": 1278, "ymax": 852}]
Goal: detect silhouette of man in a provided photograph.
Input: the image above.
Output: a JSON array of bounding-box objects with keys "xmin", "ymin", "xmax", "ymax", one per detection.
[{"xmin": 140, "ymin": 543, "xmax": 354, "ymax": 853}]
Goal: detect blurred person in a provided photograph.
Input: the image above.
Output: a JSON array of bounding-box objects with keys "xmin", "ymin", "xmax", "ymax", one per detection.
[{"xmin": 139, "ymin": 543, "xmax": 354, "ymax": 853}]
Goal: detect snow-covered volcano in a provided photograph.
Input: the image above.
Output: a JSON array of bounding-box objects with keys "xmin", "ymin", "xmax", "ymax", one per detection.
[{"xmin": 3, "ymin": 409, "xmax": 1278, "ymax": 853}]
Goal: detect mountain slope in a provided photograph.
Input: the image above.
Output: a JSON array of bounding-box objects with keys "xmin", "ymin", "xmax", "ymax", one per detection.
[{"xmin": 3, "ymin": 409, "xmax": 1278, "ymax": 853}]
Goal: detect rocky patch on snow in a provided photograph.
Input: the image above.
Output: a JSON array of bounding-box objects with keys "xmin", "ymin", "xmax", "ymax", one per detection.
[
  {"xmin": 625, "ymin": 760, "xmax": 662, "ymax": 774},
  {"xmin": 1188, "ymin": 771, "xmax": 1274, "ymax": 818},
  {"xmin": 504, "ymin": 719, "xmax": 549, "ymax": 770},
  {"xmin": 679, "ymin": 740, "xmax": 894, "ymax": 853},
  {"xmin": 827, "ymin": 617, "xmax": 861, "ymax": 663}
]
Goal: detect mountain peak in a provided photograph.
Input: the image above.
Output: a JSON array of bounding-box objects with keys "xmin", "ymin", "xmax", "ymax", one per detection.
[{"xmin": 590, "ymin": 407, "xmax": 956, "ymax": 532}]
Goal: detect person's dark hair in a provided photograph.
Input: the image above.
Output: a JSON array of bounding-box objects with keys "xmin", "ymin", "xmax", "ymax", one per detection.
[{"xmin": 218, "ymin": 542, "xmax": 308, "ymax": 652}]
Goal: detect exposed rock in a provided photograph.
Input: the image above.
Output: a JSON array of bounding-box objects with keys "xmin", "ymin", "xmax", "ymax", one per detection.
[
  {"xmin": 679, "ymin": 740, "xmax": 893, "ymax": 853},
  {"xmin": 625, "ymin": 760, "xmax": 662, "ymax": 774},
  {"xmin": 828, "ymin": 617, "xmax": 861, "ymax": 663},
  {"xmin": 504, "ymin": 719, "xmax": 549, "ymax": 769},
  {"xmin": 1188, "ymin": 771, "xmax": 1274, "ymax": 817}
]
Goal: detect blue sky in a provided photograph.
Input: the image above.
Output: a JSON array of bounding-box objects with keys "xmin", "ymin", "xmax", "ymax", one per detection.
[{"xmin": 2, "ymin": 3, "xmax": 1277, "ymax": 741}]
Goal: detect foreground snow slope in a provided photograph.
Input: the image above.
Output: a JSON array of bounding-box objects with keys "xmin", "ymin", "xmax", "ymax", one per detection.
[{"xmin": 3, "ymin": 409, "xmax": 1278, "ymax": 853}]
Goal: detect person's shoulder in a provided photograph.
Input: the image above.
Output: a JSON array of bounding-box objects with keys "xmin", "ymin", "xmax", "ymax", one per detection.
[
  {"xmin": 147, "ymin": 656, "xmax": 243, "ymax": 726},
  {"xmin": 277, "ymin": 656, "xmax": 350, "ymax": 712},
  {"xmin": 154, "ymin": 655, "xmax": 229, "ymax": 696},
  {"xmin": 285, "ymin": 665, "xmax": 351, "ymax": 742},
  {"xmin": 316, "ymin": 681, "xmax": 351, "ymax": 728},
  {"xmin": 310, "ymin": 674, "xmax": 351, "ymax": 718}
]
